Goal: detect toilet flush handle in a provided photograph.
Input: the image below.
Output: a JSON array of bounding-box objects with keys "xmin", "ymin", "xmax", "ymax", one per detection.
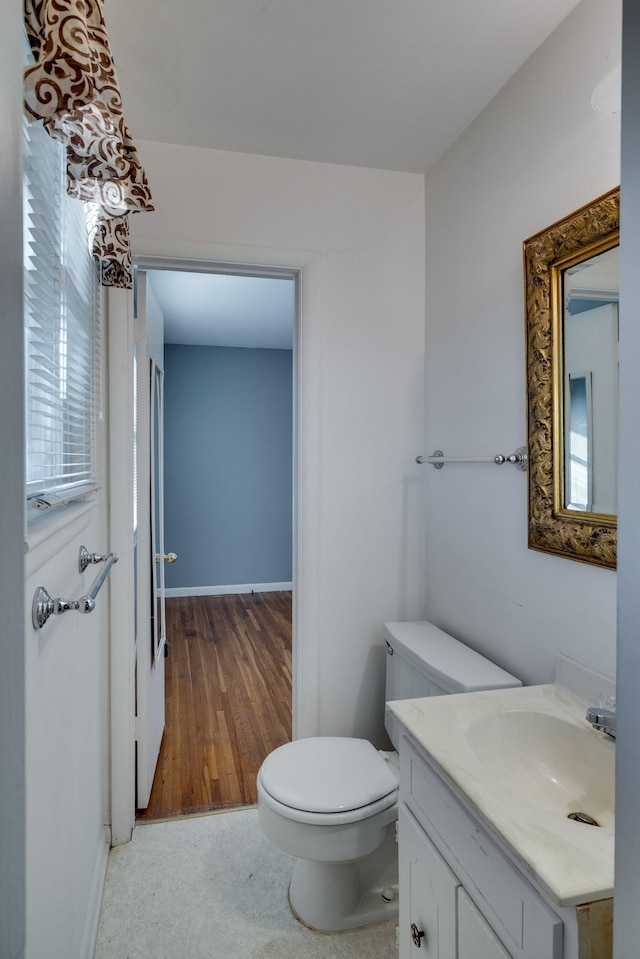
[{"xmin": 411, "ymin": 923, "xmax": 426, "ymax": 948}]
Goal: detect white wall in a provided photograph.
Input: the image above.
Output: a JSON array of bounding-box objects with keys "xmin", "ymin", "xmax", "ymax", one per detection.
[
  {"xmin": 0, "ymin": 1, "xmax": 26, "ymax": 955},
  {"xmin": 2, "ymin": 3, "xmax": 110, "ymax": 955},
  {"xmin": 22, "ymin": 304, "xmax": 111, "ymax": 957},
  {"xmin": 422, "ymin": 0, "xmax": 620, "ymax": 685},
  {"xmin": 130, "ymin": 144, "xmax": 427, "ymax": 745},
  {"xmin": 614, "ymin": 0, "xmax": 640, "ymax": 950},
  {"xmin": 24, "ymin": 498, "xmax": 110, "ymax": 959}
]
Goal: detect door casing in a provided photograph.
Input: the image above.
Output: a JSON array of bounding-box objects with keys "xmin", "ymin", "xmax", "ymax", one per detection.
[{"xmin": 108, "ymin": 255, "xmax": 302, "ymax": 843}]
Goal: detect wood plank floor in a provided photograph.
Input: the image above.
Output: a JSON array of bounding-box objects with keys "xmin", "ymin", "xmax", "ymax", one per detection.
[{"xmin": 137, "ymin": 591, "xmax": 292, "ymax": 821}]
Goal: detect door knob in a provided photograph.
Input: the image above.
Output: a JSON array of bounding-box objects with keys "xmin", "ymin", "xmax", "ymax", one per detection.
[
  {"xmin": 411, "ymin": 923, "xmax": 425, "ymax": 948},
  {"xmin": 155, "ymin": 552, "xmax": 177, "ymax": 563}
]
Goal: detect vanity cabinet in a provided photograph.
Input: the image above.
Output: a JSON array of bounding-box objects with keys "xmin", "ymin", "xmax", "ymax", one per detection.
[
  {"xmin": 399, "ymin": 803, "xmax": 511, "ymax": 958},
  {"xmin": 399, "ymin": 802, "xmax": 458, "ymax": 957},
  {"xmin": 398, "ymin": 734, "xmax": 563, "ymax": 959},
  {"xmin": 458, "ymin": 889, "xmax": 512, "ymax": 959}
]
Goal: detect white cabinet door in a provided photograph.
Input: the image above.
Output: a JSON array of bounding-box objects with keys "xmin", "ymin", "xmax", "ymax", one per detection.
[
  {"xmin": 399, "ymin": 803, "xmax": 460, "ymax": 958},
  {"xmin": 458, "ymin": 887, "xmax": 512, "ymax": 959}
]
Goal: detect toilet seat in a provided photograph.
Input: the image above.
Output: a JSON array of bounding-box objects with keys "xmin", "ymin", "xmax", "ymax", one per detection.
[
  {"xmin": 258, "ymin": 774, "xmax": 398, "ymax": 826},
  {"xmin": 258, "ymin": 737, "xmax": 398, "ymax": 823}
]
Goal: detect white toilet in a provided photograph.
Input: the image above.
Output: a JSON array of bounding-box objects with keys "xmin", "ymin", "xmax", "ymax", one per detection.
[{"xmin": 257, "ymin": 621, "xmax": 521, "ymax": 932}]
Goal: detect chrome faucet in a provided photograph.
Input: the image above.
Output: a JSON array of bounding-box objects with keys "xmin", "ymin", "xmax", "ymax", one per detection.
[{"xmin": 586, "ymin": 706, "xmax": 616, "ymax": 739}]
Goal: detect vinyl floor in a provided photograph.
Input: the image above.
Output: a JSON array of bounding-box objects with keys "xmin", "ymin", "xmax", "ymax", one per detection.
[{"xmin": 94, "ymin": 808, "xmax": 397, "ymax": 959}]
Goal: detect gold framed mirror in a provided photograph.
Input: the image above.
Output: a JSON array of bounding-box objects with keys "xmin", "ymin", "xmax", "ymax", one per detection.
[{"xmin": 524, "ymin": 187, "xmax": 619, "ymax": 569}]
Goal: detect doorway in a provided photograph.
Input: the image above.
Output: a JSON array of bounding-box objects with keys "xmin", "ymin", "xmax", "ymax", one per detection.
[{"xmin": 135, "ymin": 261, "xmax": 298, "ymax": 821}]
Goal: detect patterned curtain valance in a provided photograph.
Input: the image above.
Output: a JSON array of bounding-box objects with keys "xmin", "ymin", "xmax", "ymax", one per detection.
[{"xmin": 23, "ymin": 0, "xmax": 154, "ymax": 289}]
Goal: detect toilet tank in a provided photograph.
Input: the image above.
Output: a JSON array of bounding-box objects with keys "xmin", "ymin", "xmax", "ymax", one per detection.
[{"xmin": 383, "ymin": 621, "xmax": 521, "ymax": 751}]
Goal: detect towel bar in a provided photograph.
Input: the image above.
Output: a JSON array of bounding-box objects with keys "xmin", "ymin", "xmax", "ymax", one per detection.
[
  {"xmin": 32, "ymin": 545, "xmax": 119, "ymax": 630},
  {"xmin": 416, "ymin": 448, "xmax": 528, "ymax": 471}
]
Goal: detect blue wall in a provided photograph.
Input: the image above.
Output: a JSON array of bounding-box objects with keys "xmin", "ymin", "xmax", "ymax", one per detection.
[{"xmin": 163, "ymin": 344, "xmax": 293, "ymax": 590}]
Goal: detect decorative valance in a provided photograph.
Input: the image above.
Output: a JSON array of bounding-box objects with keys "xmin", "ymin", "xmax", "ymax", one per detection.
[{"xmin": 23, "ymin": 0, "xmax": 154, "ymax": 288}]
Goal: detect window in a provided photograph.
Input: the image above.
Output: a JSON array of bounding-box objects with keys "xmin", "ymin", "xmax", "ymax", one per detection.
[{"xmin": 23, "ymin": 114, "xmax": 101, "ymax": 511}]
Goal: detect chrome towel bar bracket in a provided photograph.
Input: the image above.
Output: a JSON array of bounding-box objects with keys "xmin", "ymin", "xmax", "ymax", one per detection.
[
  {"xmin": 32, "ymin": 545, "xmax": 119, "ymax": 630},
  {"xmin": 416, "ymin": 448, "xmax": 528, "ymax": 471},
  {"xmin": 79, "ymin": 544, "xmax": 111, "ymax": 573}
]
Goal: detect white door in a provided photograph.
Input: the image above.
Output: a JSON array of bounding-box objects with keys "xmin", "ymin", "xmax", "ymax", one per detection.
[
  {"xmin": 134, "ymin": 273, "xmax": 166, "ymax": 809},
  {"xmin": 150, "ymin": 358, "xmax": 168, "ymax": 663}
]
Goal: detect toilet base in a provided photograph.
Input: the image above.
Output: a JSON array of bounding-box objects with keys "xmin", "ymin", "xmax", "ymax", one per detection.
[{"xmin": 287, "ymin": 825, "xmax": 398, "ymax": 932}]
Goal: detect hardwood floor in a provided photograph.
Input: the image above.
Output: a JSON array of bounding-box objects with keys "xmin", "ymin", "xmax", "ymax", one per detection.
[{"xmin": 137, "ymin": 591, "xmax": 292, "ymax": 821}]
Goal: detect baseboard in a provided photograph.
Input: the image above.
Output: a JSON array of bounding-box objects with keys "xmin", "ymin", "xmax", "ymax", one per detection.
[
  {"xmin": 165, "ymin": 582, "xmax": 293, "ymax": 598},
  {"xmin": 80, "ymin": 837, "xmax": 109, "ymax": 959}
]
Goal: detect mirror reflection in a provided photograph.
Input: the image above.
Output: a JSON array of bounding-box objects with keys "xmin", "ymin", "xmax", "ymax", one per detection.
[{"xmin": 562, "ymin": 246, "xmax": 619, "ymax": 516}]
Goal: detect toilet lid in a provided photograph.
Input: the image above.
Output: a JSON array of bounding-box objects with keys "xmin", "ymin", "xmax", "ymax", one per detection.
[{"xmin": 259, "ymin": 737, "xmax": 398, "ymax": 814}]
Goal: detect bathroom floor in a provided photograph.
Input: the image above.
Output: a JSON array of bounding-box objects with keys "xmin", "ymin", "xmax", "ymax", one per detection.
[{"xmin": 94, "ymin": 807, "xmax": 397, "ymax": 959}]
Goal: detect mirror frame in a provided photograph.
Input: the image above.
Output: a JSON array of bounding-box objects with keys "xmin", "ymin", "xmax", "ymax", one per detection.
[{"xmin": 523, "ymin": 187, "xmax": 619, "ymax": 570}]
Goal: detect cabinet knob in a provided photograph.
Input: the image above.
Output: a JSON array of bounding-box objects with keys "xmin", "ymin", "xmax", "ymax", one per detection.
[{"xmin": 411, "ymin": 923, "xmax": 426, "ymax": 948}]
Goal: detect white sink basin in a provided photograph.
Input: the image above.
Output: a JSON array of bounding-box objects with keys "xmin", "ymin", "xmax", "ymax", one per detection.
[
  {"xmin": 466, "ymin": 709, "xmax": 615, "ymax": 828},
  {"xmin": 387, "ymin": 678, "xmax": 616, "ymax": 905}
]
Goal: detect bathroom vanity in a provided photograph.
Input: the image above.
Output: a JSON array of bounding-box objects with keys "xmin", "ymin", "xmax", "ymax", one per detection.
[{"xmin": 388, "ymin": 658, "xmax": 615, "ymax": 959}]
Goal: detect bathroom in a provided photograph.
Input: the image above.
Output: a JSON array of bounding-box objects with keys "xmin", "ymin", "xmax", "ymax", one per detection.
[{"xmin": 4, "ymin": 0, "xmax": 640, "ymax": 956}]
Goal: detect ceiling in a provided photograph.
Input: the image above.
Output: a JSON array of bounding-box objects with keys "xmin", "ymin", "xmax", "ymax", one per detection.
[
  {"xmin": 118, "ymin": 1, "xmax": 584, "ymax": 346},
  {"xmin": 105, "ymin": 0, "xmax": 584, "ymax": 175},
  {"xmin": 148, "ymin": 270, "xmax": 295, "ymax": 349}
]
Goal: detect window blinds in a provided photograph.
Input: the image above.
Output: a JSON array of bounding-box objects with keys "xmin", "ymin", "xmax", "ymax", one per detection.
[{"xmin": 23, "ymin": 115, "xmax": 101, "ymax": 507}]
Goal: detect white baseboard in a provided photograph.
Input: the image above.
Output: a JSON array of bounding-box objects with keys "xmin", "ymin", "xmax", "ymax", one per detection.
[
  {"xmin": 81, "ymin": 838, "xmax": 109, "ymax": 959},
  {"xmin": 165, "ymin": 582, "xmax": 293, "ymax": 598}
]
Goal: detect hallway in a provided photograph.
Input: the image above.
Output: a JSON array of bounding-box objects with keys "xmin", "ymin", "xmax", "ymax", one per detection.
[{"xmin": 138, "ymin": 591, "xmax": 292, "ymax": 820}]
